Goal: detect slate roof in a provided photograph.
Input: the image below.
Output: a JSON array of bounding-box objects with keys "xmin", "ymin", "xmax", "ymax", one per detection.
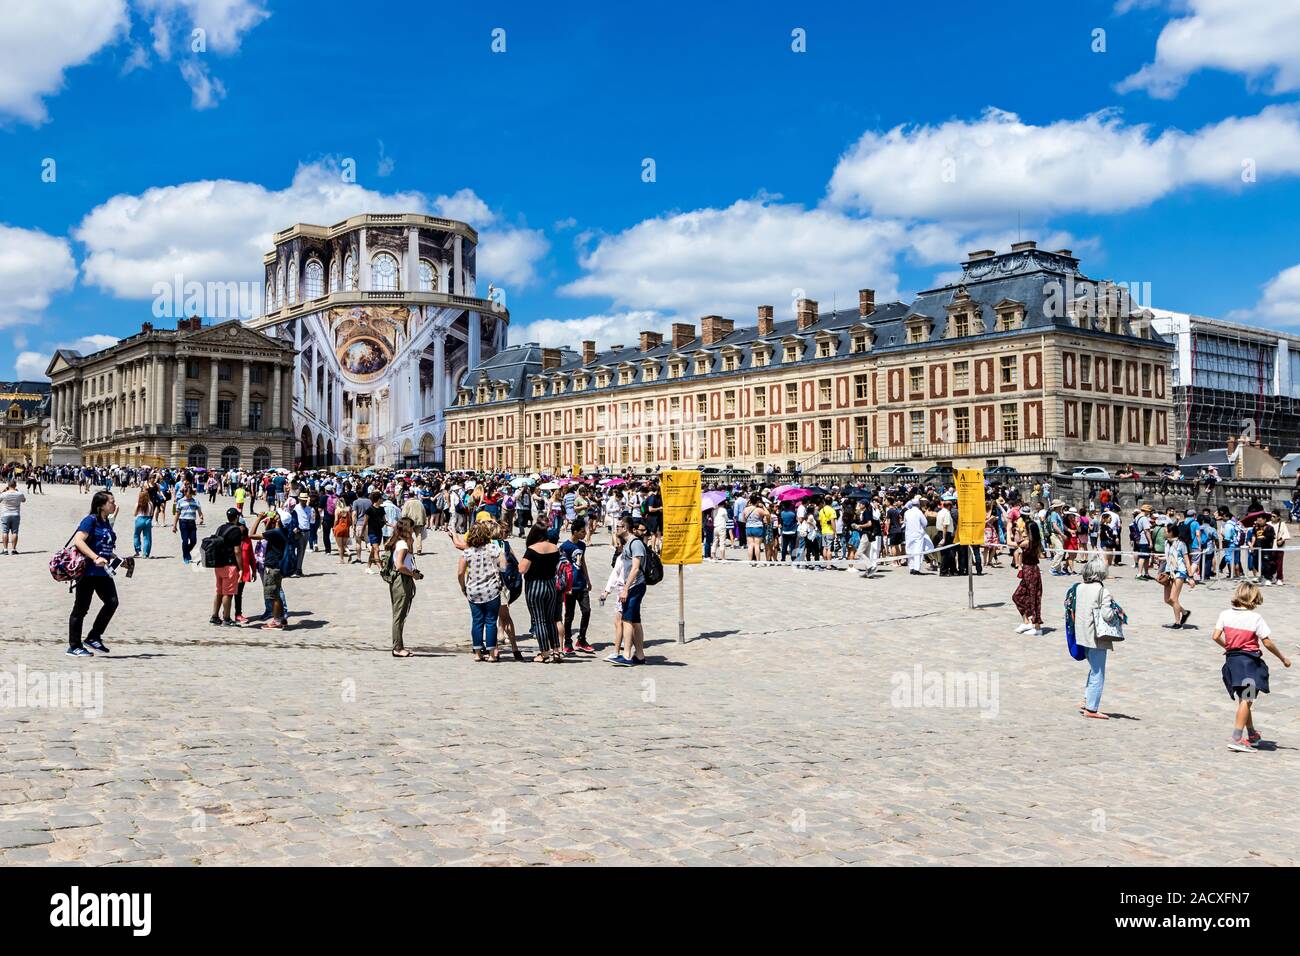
[
  {"xmin": 0, "ymin": 381, "xmax": 51, "ymax": 419},
  {"xmin": 453, "ymin": 244, "xmax": 1172, "ymax": 409}
]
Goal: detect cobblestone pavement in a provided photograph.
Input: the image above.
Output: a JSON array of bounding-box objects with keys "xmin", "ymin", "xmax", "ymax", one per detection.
[{"xmin": 2, "ymin": 485, "xmax": 1299, "ymax": 865}]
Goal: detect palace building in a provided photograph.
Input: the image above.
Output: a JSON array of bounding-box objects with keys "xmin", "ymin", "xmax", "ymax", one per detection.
[
  {"xmin": 444, "ymin": 242, "xmax": 1177, "ymax": 476},
  {"xmin": 246, "ymin": 212, "xmax": 508, "ymax": 468},
  {"xmin": 45, "ymin": 318, "xmax": 297, "ymax": 469},
  {"xmin": 1, "ymin": 381, "xmax": 51, "ymax": 466}
]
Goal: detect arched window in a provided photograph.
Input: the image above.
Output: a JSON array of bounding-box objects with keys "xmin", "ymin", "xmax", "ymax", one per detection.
[
  {"xmin": 265, "ymin": 280, "xmax": 274, "ymax": 315},
  {"xmin": 371, "ymin": 252, "xmax": 399, "ymax": 291},
  {"xmin": 328, "ymin": 259, "xmax": 339, "ymax": 294},
  {"xmin": 252, "ymin": 447, "xmax": 271, "ymax": 471},
  {"xmin": 343, "ymin": 254, "xmax": 355, "ymax": 291},
  {"xmin": 187, "ymin": 445, "xmax": 208, "ymax": 468},
  {"xmin": 304, "ymin": 259, "xmax": 324, "ymax": 299},
  {"xmin": 276, "ymin": 268, "xmax": 285, "ymax": 308},
  {"xmin": 419, "ymin": 259, "xmax": 437, "ymax": 292},
  {"xmin": 220, "ymin": 446, "xmax": 240, "ymax": 469},
  {"xmin": 287, "ymin": 258, "xmax": 298, "ymax": 303}
]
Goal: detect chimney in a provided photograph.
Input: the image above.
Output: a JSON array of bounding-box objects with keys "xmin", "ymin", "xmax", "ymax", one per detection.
[
  {"xmin": 1010, "ymin": 240, "xmax": 1037, "ymax": 252},
  {"xmin": 1055, "ymin": 248, "xmax": 1074, "ymax": 257},
  {"xmin": 671, "ymin": 322, "xmax": 696, "ymax": 349},
  {"xmin": 796, "ymin": 299, "xmax": 818, "ymax": 331},
  {"xmin": 141, "ymin": 322, "xmax": 154, "ymax": 334},
  {"xmin": 858, "ymin": 289, "xmax": 875, "ymax": 318},
  {"xmin": 541, "ymin": 347, "xmax": 562, "ymax": 370},
  {"xmin": 757, "ymin": 305, "xmax": 774, "ymax": 336},
  {"xmin": 639, "ymin": 330, "xmax": 663, "ymax": 352},
  {"xmin": 966, "ymin": 250, "xmax": 995, "ymax": 261},
  {"xmin": 582, "ymin": 340, "xmax": 597, "ymax": 364},
  {"xmin": 700, "ymin": 315, "xmax": 734, "ymax": 346}
]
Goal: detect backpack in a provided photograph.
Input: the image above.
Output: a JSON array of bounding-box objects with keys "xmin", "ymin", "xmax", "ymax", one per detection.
[
  {"xmin": 200, "ymin": 528, "xmax": 236, "ymax": 568},
  {"xmin": 642, "ymin": 546, "xmax": 664, "ymax": 586},
  {"xmin": 554, "ymin": 555, "xmax": 574, "ymax": 595},
  {"xmin": 1063, "ymin": 584, "xmax": 1087, "ymax": 661},
  {"xmin": 379, "ymin": 550, "xmax": 397, "ymax": 584},
  {"xmin": 499, "ymin": 541, "xmax": 522, "ymax": 597},
  {"xmin": 49, "ymin": 533, "xmax": 87, "ymax": 587}
]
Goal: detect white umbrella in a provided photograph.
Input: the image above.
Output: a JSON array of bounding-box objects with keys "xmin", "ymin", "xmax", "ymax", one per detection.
[
  {"xmin": 538, "ymin": 481, "xmax": 560, "ymax": 491},
  {"xmin": 510, "ymin": 476, "xmax": 535, "ymax": 488}
]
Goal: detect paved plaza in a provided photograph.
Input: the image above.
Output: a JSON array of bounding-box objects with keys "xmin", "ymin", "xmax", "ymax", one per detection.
[{"xmin": 2, "ymin": 484, "xmax": 1299, "ymax": 866}]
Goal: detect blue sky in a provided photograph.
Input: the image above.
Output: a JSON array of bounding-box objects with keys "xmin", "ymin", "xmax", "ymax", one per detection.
[{"xmin": 4, "ymin": 0, "xmax": 1300, "ymax": 379}]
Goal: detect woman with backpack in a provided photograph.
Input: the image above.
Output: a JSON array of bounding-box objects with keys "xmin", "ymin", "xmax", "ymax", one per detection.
[
  {"xmin": 518, "ymin": 522, "xmax": 562, "ymax": 662},
  {"xmin": 384, "ymin": 517, "xmax": 422, "ymax": 658},
  {"xmin": 1067, "ymin": 557, "xmax": 1124, "ymax": 719},
  {"xmin": 67, "ymin": 491, "xmax": 126, "ymax": 657}
]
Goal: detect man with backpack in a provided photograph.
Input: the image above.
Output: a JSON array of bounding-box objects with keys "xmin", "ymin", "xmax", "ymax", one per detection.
[
  {"xmin": 206, "ymin": 508, "xmax": 245, "ymax": 626},
  {"xmin": 610, "ymin": 516, "xmax": 658, "ymax": 666}
]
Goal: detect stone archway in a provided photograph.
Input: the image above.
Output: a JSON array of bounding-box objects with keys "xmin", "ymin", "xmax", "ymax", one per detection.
[{"xmin": 300, "ymin": 426, "xmax": 313, "ymax": 467}]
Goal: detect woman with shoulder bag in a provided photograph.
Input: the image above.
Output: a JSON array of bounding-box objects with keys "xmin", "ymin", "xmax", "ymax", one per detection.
[
  {"xmin": 68, "ymin": 491, "xmax": 131, "ymax": 657},
  {"xmin": 384, "ymin": 517, "xmax": 423, "ymax": 658},
  {"xmin": 1068, "ymin": 557, "xmax": 1125, "ymax": 719}
]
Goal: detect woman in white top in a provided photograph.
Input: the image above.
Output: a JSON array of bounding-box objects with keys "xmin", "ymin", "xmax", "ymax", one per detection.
[
  {"xmin": 712, "ymin": 503, "xmax": 729, "ymax": 561},
  {"xmin": 1069, "ymin": 557, "xmax": 1122, "ymax": 719},
  {"xmin": 385, "ymin": 517, "xmax": 423, "ymax": 658}
]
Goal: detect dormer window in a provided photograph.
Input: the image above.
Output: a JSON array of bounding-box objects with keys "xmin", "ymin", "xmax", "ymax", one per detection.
[
  {"xmin": 619, "ymin": 368, "xmax": 634, "ymax": 385},
  {"xmin": 532, "ymin": 382, "xmax": 545, "ymax": 397},
  {"xmin": 851, "ymin": 333, "xmax": 869, "ymax": 354},
  {"xmin": 644, "ymin": 364, "xmax": 659, "ymax": 382},
  {"xmin": 695, "ymin": 357, "xmax": 710, "ymax": 375},
  {"xmin": 495, "ymin": 386, "xmax": 508, "ymax": 401},
  {"xmin": 994, "ymin": 300, "xmax": 1025, "ymax": 332},
  {"xmin": 907, "ymin": 325, "xmax": 927, "ymax": 344},
  {"xmin": 574, "ymin": 375, "xmax": 588, "ymax": 392},
  {"xmin": 952, "ymin": 313, "xmax": 970, "ymax": 338},
  {"xmin": 667, "ymin": 361, "xmax": 684, "ymax": 379},
  {"xmin": 816, "ymin": 339, "xmax": 834, "ymax": 359},
  {"xmin": 722, "ymin": 353, "xmax": 739, "ymax": 372},
  {"xmin": 782, "ymin": 343, "xmax": 800, "ymax": 363},
  {"xmin": 753, "ymin": 348, "xmax": 770, "ymax": 367},
  {"xmin": 596, "ymin": 372, "xmax": 610, "ymax": 388},
  {"xmin": 554, "ymin": 379, "xmax": 566, "ymax": 395}
]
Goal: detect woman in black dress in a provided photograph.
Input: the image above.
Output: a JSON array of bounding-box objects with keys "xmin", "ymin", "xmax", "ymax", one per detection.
[{"xmin": 518, "ymin": 523, "xmax": 562, "ymax": 662}]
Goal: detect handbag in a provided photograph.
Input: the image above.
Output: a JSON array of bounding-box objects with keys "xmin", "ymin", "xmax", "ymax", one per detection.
[{"xmin": 1092, "ymin": 591, "xmax": 1126, "ymax": 641}]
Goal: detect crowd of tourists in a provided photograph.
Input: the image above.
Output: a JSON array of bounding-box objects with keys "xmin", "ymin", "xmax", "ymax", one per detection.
[{"xmin": 22, "ymin": 460, "xmax": 1298, "ymax": 752}]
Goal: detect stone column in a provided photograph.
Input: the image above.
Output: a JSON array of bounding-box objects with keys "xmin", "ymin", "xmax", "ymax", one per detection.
[
  {"xmin": 174, "ymin": 357, "xmax": 186, "ymax": 426},
  {"xmin": 432, "ymin": 329, "xmax": 446, "ymax": 422},
  {"xmin": 358, "ymin": 228, "xmax": 369, "ymax": 291},
  {"xmin": 283, "ymin": 366, "xmax": 293, "ymax": 429},
  {"xmin": 467, "ymin": 311, "xmax": 481, "ymax": 374},
  {"xmin": 72, "ymin": 381, "xmax": 80, "ymax": 440},
  {"xmin": 453, "ymin": 235, "xmax": 463, "ymax": 295},
  {"xmin": 241, "ymin": 360, "xmax": 251, "ymax": 429},
  {"xmin": 271, "ymin": 361, "xmax": 282, "ymax": 432},
  {"xmin": 439, "ymin": 259, "xmax": 450, "ymax": 293},
  {"xmin": 208, "ymin": 358, "xmax": 219, "ymax": 428},
  {"xmin": 155, "ymin": 357, "xmax": 166, "ymax": 426},
  {"xmin": 407, "ymin": 226, "xmax": 419, "ymax": 291}
]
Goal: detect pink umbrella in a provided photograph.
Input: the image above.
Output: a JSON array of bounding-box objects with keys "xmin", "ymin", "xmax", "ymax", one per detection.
[
  {"xmin": 600, "ymin": 477, "xmax": 626, "ymax": 487},
  {"xmin": 771, "ymin": 484, "xmax": 797, "ymax": 497},
  {"xmin": 776, "ymin": 487, "xmax": 813, "ymax": 502},
  {"xmin": 702, "ymin": 489, "xmax": 728, "ymax": 509}
]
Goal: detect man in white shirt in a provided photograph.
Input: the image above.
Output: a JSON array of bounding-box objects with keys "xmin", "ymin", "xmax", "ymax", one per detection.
[
  {"xmin": 904, "ymin": 499, "xmax": 932, "ymax": 574},
  {"xmin": 1, "ymin": 478, "xmax": 26, "ymax": 555}
]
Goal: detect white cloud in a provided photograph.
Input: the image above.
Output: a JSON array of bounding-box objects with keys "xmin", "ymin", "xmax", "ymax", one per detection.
[
  {"xmin": 433, "ymin": 188, "xmax": 496, "ymax": 226},
  {"xmin": 376, "ymin": 140, "xmax": 394, "ymax": 178},
  {"xmin": 1229, "ymin": 262, "xmax": 1300, "ymax": 328},
  {"xmin": 512, "ymin": 311, "xmax": 666, "ymax": 349},
  {"xmin": 825, "ymin": 105, "xmax": 1300, "ymax": 221},
  {"xmin": 178, "ymin": 58, "xmax": 225, "ymax": 109},
  {"xmin": 74, "ymin": 163, "xmax": 548, "ymax": 299},
  {"xmin": 0, "ymin": 224, "xmax": 78, "ymax": 328},
  {"xmin": 1119, "ymin": 0, "xmax": 1300, "ymax": 98},
  {"xmin": 560, "ymin": 199, "xmax": 908, "ymax": 321},
  {"xmin": 13, "ymin": 335, "xmax": 120, "ymax": 381},
  {"xmin": 0, "ymin": 0, "xmax": 129, "ymax": 124},
  {"xmin": 135, "ymin": 0, "xmax": 270, "ymax": 56}
]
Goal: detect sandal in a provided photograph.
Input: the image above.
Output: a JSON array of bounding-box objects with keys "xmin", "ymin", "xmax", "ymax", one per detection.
[
  {"xmin": 532, "ymin": 653, "xmax": 548, "ymax": 663},
  {"xmin": 1082, "ymin": 709, "xmax": 1110, "ymax": 719},
  {"xmin": 473, "ymin": 650, "xmax": 484, "ymax": 662},
  {"xmin": 392, "ymin": 649, "xmax": 412, "ymax": 658},
  {"xmin": 488, "ymin": 650, "xmax": 500, "ymax": 662}
]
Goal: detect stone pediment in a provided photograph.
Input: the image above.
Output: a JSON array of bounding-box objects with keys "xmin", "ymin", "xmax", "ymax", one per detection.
[{"xmin": 181, "ymin": 321, "xmax": 292, "ymax": 355}]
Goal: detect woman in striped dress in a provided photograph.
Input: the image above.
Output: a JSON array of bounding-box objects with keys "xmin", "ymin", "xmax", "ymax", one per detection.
[{"xmin": 518, "ymin": 523, "xmax": 562, "ymax": 662}]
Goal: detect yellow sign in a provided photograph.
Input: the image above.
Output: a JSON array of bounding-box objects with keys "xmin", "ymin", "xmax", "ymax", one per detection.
[
  {"xmin": 955, "ymin": 468, "xmax": 986, "ymax": 546},
  {"xmin": 659, "ymin": 469, "xmax": 702, "ymax": 565}
]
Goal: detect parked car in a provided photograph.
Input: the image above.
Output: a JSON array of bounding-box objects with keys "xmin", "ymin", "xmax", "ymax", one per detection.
[
  {"xmin": 879, "ymin": 464, "xmax": 917, "ymax": 475},
  {"xmin": 984, "ymin": 465, "xmax": 1019, "ymax": 478},
  {"xmin": 923, "ymin": 465, "xmax": 956, "ymax": 483},
  {"xmin": 1066, "ymin": 466, "xmax": 1111, "ymax": 480}
]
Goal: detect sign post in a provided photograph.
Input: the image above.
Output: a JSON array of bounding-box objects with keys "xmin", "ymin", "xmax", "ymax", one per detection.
[
  {"xmin": 659, "ymin": 470, "xmax": 702, "ymax": 643},
  {"xmin": 955, "ymin": 468, "xmax": 986, "ymax": 610}
]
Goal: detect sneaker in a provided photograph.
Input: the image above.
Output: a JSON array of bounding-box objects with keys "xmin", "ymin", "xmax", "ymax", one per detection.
[
  {"xmin": 575, "ymin": 641, "xmax": 596, "ymax": 654},
  {"xmin": 609, "ymin": 655, "xmax": 633, "ymax": 666},
  {"xmin": 84, "ymin": 638, "xmax": 110, "ymax": 654},
  {"xmin": 1179, "ymin": 609, "xmax": 1191, "ymax": 627},
  {"xmin": 235, "ymin": 615, "xmax": 248, "ymax": 624},
  {"xmin": 260, "ymin": 620, "xmax": 284, "ymax": 630},
  {"xmin": 65, "ymin": 646, "xmax": 94, "ymax": 658},
  {"xmin": 1015, "ymin": 623, "xmax": 1033, "ymax": 633},
  {"xmin": 605, "ymin": 652, "xmax": 623, "ymax": 662},
  {"xmin": 563, "ymin": 643, "xmax": 575, "ymax": 656},
  {"xmin": 1247, "ymin": 730, "xmax": 1262, "ymax": 745},
  {"xmin": 1227, "ymin": 737, "xmax": 1256, "ymax": 753},
  {"xmin": 1026, "ymin": 628, "xmax": 1044, "ymax": 637},
  {"xmin": 209, "ymin": 616, "xmax": 223, "ymax": 626}
]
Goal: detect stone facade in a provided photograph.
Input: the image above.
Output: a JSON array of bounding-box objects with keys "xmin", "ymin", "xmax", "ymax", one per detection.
[
  {"xmin": 0, "ymin": 381, "xmax": 51, "ymax": 466},
  {"xmin": 45, "ymin": 317, "xmax": 297, "ymax": 469},
  {"xmin": 445, "ymin": 243, "xmax": 1177, "ymax": 476},
  {"xmin": 246, "ymin": 212, "xmax": 508, "ymax": 468}
]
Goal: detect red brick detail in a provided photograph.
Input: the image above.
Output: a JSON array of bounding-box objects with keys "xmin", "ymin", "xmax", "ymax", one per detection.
[{"xmin": 974, "ymin": 358, "xmax": 994, "ymax": 396}]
